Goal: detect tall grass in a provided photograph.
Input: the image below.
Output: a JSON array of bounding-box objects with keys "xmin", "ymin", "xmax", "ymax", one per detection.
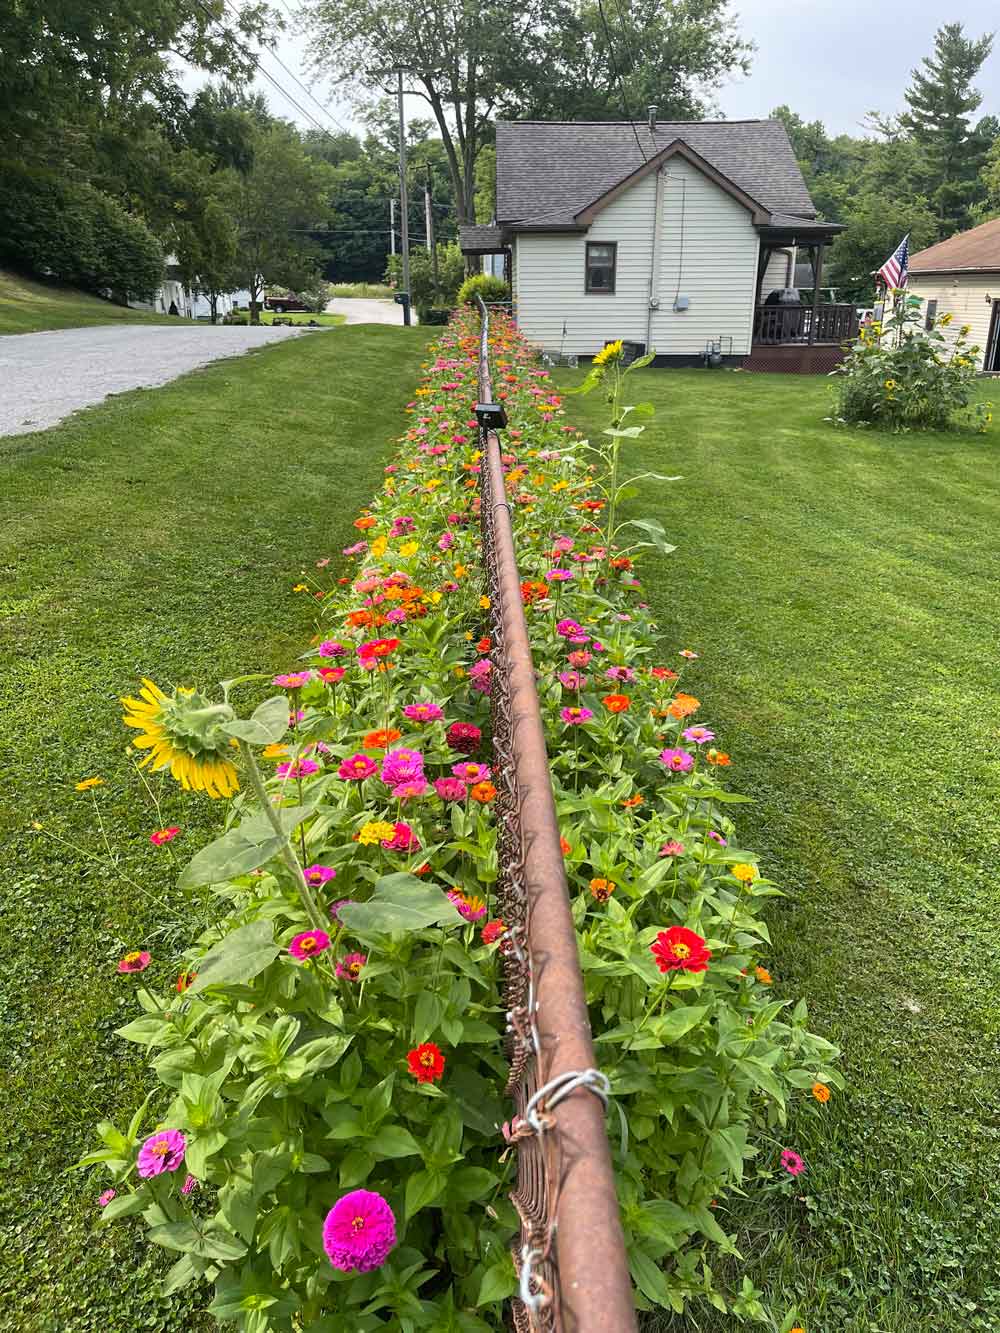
[{"xmin": 328, "ymin": 281, "xmax": 395, "ymax": 300}]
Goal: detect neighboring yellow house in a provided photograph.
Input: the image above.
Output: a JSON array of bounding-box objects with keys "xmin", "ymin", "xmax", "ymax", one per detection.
[{"xmin": 908, "ymin": 217, "xmax": 1000, "ymax": 372}]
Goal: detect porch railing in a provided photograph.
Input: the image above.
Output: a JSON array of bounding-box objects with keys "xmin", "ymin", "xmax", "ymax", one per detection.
[
  {"xmin": 753, "ymin": 302, "xmax": 858, "ymax": 346},
  {"xmin": 475, "ymin": 296, "xmax": 637, "ymax": 1332}
]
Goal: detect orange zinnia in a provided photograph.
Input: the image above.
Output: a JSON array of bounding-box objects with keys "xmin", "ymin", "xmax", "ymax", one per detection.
[
  {"xmin": 812, "ymin": 1082, "xmax": 831, "ymax": 1104},
  {"xmin": 353, "ymin": 515, "xmax": 377, "ymax": 530},
  {"xmin": 602, "ymin": 693, "xmax": 630, "ymax": 714},
  {"xmin": 668, "ymin": 692, "xmax": 700, "ymax": 719},
  {"xmin": 363, "ymin": 728, "xmax": 402, "ymax": 749},
  {"xmin": 621, "ymin": 794, "xmax": 643, "ymax": 808},
  {"xmin": 706, "ymin": 748, "xmax": 731, "ymax": 766},
  {"xmin": 346, "ymin": 609, "xmax": 375, "ymax": 628},
  {"xmin": 470, "ymin": 781, "xmax": 497, "ymax": 803}
]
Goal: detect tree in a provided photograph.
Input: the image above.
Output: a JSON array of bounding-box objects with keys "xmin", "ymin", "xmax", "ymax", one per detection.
[
  {"xmin": 900, "ymin": 22, "xmax": 995, "ymax": 231},
  {"xmin": 304, "ymin": 0, "xmax": 752, "ymax": 222},
  {"xmin": 231, "ymin": 123, "xmax": 334, "ymax": 321},
  {"xmin": 978, "ymin": 136, "xmax": 1000, "ymax": 220}
]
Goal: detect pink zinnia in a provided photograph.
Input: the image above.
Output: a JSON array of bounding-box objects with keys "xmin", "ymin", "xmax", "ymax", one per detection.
[
  {"xmin": 329, "ymin": 898, "xmax": 355, "ymax": 921},
  {"xmin": 659, "ymin": 840, "xmax": 685, "ymax": 857},
  {"xmin": 273, "ymin": 671, "xmax": 312, "ymax": 689},
  {"xmin": 380, "ymin": 747, "xmax": 424, "ymax": 787},
  {"xmin": 181, "ymin": 1174, "xmax": 198, "ymax": 1196},
  {"xmin": 683, "ymin": 726, "xmax": 716, "ymax": 745},
  {"xmin": 117, "ymin": 950, "xmax": 151, "ymax": 974},
  {"xmin": 435, "ymin": 776, "xmax": 468, "ymax": 801},
  {"xmin": 605, "ymin": 666, "xmax": 637, "ymax": 683},
  {"xmin": 392, "ymin": 779, "xmax": 429, "ymax": 800},
  {"xmin": 382, "ymin": 821, "xmax": 420, "ymax": 851},
  {"xmin": 402, "ymin": 702, "xmax": 444, "ymax": 723},
  {"xmin": 304, "ymin": 864, "xmax": 336, "ymax": 887},
  {"xmin": 659, "ymin": 748, "xmax": 694, "ymax": 773},
  {"xmin": 149, "ymin": 827, "xmax": 180, "ymax": 846},
  {"xmin": 452, "ymin": 761, "xmax": 491, "ymax": 783},
  {"xmin": 558, "ymin": 670, "xmax": 584, "ymax": 690},
  {"xmin": 277, "ymin": 758, "xmax": 320, "ymax": 779},
  {"xmin": 545, "ymin": 569, "xmax": 573, "ymax": 582},
  {"xmin": 137, "ymin": 1129, "xmax": 186, "ymax": 1178},
  {"xmin": 338, "ymin": 753, "xmax": 377, "ymax": 781},
  {"xmin": 555, "ymin": 618, "xmax": 584, "ymax": 638},
  {"xmin": 468, "ymin": 659, "xmax": 492, "ymax": 694},
  {"xmin": 98, "ymin": 1189, "xmax": 116, "ymax": 1207},
  {"xmin": 323, "ymin": 1190, "xmax": 396, "ymax": 1273},
  {"xmin": 336, "ymin": 952, "xmax": 367, "ymax": 980},
  {"xmin": 567, "ymin": 650, "xmax": 591, "ymax": 667},
  {"xmin": 319, "ymin": 666, "xmax": 346, "ymax": 684},
  {"xmin": 288, "ymin": 930, "xmax": 331, "ymax": 960},
  {"xmin": 318, "ymin": 640, "xmax": 347, "ymax": 658},
  {"xmin": 560, "ymin": 706, "xmax": 593, "ymax": 725},
  {"xmin": 708, "ymin": 830, "xmax": 728, "ymax": 846},
  {"xmin": 780, "ymin": 1149, "xmax": 806, "ymax": 1177}
]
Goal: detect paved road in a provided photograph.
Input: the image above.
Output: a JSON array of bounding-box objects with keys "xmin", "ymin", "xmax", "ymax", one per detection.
[
  {"xmin": 0, "ymin": 324, "xmax": 306, "ymax": 437},
  {"xmin": 325, "ymin": 297, "xmax": 418, "ymax": 325}
]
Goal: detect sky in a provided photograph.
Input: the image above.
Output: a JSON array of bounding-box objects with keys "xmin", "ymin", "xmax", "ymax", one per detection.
[{"xmin": 197, "ymin": 1, "xmax": 1000, "ymax": 142}]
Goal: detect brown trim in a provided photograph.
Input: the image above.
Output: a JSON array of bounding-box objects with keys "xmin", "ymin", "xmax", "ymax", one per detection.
[
  {"xmin": 910, "ymin": 267, "xmax": 1000, "ymax": 277},
  {"xmin": 585, "ymin": 240, "xmax": 617, "ymax": 294},
  {"xmin": 575, "ymin": 139, "xmax": 771, "ymax": 226}
]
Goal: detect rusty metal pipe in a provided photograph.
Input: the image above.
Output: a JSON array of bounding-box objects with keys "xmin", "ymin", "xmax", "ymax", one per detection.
[{"xmin": 476, "ymin": 299, "xmax": 637, "ymax": 1332}]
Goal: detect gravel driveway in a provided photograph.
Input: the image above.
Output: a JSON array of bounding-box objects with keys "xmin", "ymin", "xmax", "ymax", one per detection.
[
  {"xmin": 325, "ymin": 297, "xmax": 418, "ymax": 325},
  {"xmin": 0, "ymin": 324, "xmax": 308, "ymax": 437}
]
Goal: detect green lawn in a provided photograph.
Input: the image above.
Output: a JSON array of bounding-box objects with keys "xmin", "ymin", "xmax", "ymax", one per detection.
[
  {"xmin": 0, "ymin": 324, "xmax": 430, "ymax": 1331},
  {"xmin": 0, "ymin": 267, "xmax": 196, "ymax": 334},
  {"xmin": 256, "ymin": 309, "xmax": 346, "ymax": 327},
  {"xmin": 557, "ymin": 368, "xmax": 1000, "ymax": 1331}
]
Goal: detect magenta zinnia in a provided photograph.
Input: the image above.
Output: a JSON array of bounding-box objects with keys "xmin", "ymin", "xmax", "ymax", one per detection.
[
  {"xmin": 402, "ymin": 702, "xmax": 444, "ymax": 722},
  {"xmin": 336, "ymin": 952, "xmax": 367, "ymax": 981},
  {"xmin": 323, "ymin": 1190, "xmax": 396, "ymax": 1273},
  {"xmin": 288, "ymin": 930, "xmax": 331, "ymax": 960},
  {"xmin": 117, "ymin": 950, "xmax": 151, "ymax": 974},
  {"xmin": 137, "ymin": 1129, "xmax": 186, "ymax": 1178},
  {"xmin": 303, "ymin": 864, "xmax": 336, "ymax": 886},
  {"xmin": 659, "ymin": 747, "xmax": 694, "ymax": 773}
]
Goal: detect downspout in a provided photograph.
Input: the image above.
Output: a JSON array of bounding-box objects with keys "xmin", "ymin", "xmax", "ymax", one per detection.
[{"xmin": 646, "ymin": 167, "xmax": 667, "ymax": 353}]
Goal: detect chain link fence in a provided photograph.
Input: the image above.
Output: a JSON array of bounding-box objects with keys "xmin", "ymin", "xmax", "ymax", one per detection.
[{"xmin": 475, "ymin": 298, "xmax": 638, "ymax": 1332}]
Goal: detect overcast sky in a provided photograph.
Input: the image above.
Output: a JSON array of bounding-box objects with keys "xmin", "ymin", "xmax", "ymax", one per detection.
[{"xmin": 207, "ymin": 1, "xmax": 999, "ymax": 142}]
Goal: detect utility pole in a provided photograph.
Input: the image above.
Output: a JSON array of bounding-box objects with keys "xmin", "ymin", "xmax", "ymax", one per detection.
[
  {"xmin": 425, "ymin": 169, "xmax": 438, "ymax": 296},
  {"xmin": 389, "ymin": 198, "xmax": 396, "ymax": 256},
  {"xmin": 395, "ymin": 67, "xmax": 412, "ymax": 326}
]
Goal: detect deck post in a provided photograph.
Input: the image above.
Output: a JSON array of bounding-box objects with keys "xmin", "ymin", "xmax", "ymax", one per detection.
[{"xmin": 808, "ymin": 241, "xmax": 825, "ymax": 345}]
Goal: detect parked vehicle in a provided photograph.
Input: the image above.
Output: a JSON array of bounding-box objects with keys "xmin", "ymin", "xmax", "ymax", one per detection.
[{"xmin": 264, "ymin": 293, "xmax": 309, "ymax": 313}]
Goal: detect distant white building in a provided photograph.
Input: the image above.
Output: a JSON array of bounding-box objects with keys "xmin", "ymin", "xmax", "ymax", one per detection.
[
  {"xmin": 908, "ymin": 218, "xmax": 1000, "ymax": 373},
  {"xmin": 129, "ymin": 255, "xmax": 246, "ymax": 320}
]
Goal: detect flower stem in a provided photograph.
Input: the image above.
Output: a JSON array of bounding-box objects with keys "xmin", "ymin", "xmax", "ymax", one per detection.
[{"xmin": 238, "ymin": 741, "xmax": 326, "ymax": 932}]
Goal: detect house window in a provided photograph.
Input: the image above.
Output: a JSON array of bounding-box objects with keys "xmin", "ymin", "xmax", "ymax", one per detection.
[
  {"xmin": 585, "ymin": 242, "xmax": 617, "ymax": 293},
  {"xmin": 925, "ymin": 299, "xmax": 938, "ymax": 331}
]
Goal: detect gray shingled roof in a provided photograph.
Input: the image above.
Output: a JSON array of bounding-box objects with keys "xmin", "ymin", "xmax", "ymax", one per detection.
[
  {"xmin": 496, "ymin": 120, "xmax": 817, "ymax": 227},
  {"xmin": 458, "ymin": 224, "xmax": 504, "ymax": 252}
]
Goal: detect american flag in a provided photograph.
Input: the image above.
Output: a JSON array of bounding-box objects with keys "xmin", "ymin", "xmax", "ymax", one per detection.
[{"xmin": 876, "ymin": 234, "xmax": 909, "ymax": 290}]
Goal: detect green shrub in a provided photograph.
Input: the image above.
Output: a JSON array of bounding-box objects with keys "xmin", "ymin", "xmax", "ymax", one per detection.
[
  {"xmin": 833, "ymin": 295, "xmax": 991, "ymax": 431},
  {"xmin": 456, "ymin": 273, "xmax": 509, "ymax": 306},
  {"xmin": 0, "ymin": 161, "xmax": 163, "ymax": 301},
  {"xmin": 385, "ymin": 243, "xmax": 465, "ymax": 312}
]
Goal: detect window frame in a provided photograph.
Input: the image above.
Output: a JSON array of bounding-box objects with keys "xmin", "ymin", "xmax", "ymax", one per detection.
[
  {"xmin": 585, "ymin": 241, "xmax": 618, "ymax": 295},
  {"xmin": 925, "ymin": 299, "xmax": 938, "ymax": 331}
]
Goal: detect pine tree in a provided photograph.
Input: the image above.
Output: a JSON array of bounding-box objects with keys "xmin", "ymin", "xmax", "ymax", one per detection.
[{"xmin": 901, "ymin": 22, "xmax": 995, "ymax": 234}]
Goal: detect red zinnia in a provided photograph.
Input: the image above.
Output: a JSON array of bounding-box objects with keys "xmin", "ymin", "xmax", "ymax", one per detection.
[
  {"xmin": 482, "ymin": 919, "xmax": 506, "ymax": 945},
  {"xmin": 650, "ymin": 926, "xmax": 712, "ymax": 974},
  {"xmin": 149, "ymin": 826, "xmax": 181, "ymax": 846},
  {"xmin": 407, "ymin": 1042, "xmax": 445, "ymax": 1084},
  {"xmin": 446, "ymin": 721, "xmax": 481, "ymax": 754}
]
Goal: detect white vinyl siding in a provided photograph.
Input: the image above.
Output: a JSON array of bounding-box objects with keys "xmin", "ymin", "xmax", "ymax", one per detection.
[
  {"xmin": 514, "ymin": 174, "xmax": 656, "ymax": 352},
  {"xmin": 761, "ymin": 247, "xmax": 795, "ymax": 294},
  {"xmin": 906, "ymin": 273, "xmax": 997, "ymax": 369},
  {"xmin": 512, "ymin": 156, "xmax": 760, "ymax": 357}
]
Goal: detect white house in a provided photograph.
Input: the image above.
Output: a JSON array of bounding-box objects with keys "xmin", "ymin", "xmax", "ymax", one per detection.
[
  {"xmin": 128, "ymin": 255, "xmax": 245, "ymax": 320},
  {"xmin": 907, "ymin": 217, "xmax": 1000, "ymax": 373},
  {"xmin": 461, "ymin": 116, "xmax": 852, "ymax": 372}
]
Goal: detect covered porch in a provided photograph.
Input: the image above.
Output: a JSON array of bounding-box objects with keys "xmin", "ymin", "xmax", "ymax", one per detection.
[{"xmin": 744, "ymin": 216, "xmax": 855, "ymax": 373}]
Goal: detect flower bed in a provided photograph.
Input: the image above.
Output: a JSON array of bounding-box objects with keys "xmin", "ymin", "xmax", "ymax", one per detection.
[{"xmin": 84, "ymin": 310, "xmax": 840, "ymax": 1328}]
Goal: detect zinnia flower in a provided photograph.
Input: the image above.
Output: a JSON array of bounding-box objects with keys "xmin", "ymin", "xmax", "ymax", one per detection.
[
  {"xmin": 117, "ymin": 950, "xmax": 151, "ymax": 974},
  {"xmin": 754, "ymin": 966, "xmax": 773, "ymax": 985},
  {"xmin": 363, "ymin": 728, "xmax": 402, "ymax": 750},
  {"xmin": 336, "ymin": 952, "xmax": 366, "ymax": 981},
  {"xmin": 323, "ymin": 1190, "xmax": 396, "ymax": 1273},
  {"xmin": 706, "ymin": 748, "xmax": 731, "ymax": 766},
  {"xmin": 176, "ymin": 969, "xmax": 197, "ymax": 992},
  {"xmin": 181, "ymin": 1174, "xmax": 198, "ymax": 1195},
  {"xmin": 76, "ymin": 777, "xmax": 104, "ymax": 791},
  {"xmin": 98, "ymin": 1189, "xmax": 116, "ymax": 1207},
  {"xmin": 358, "ymin": 820, "xmax": 396, "ymax": 845},
  {"xmin": 560, "ymin": 706, "xmax": 593, "ymax": 725},
  {"xmin": 380, "ymin": 747, "xmax": 425, "ymax": 788},
  {"xmin": 435, "ymin": 776, "xmax": 467, "ymax": 801},
  {"xmin": 446, "ymin": 722, "xmax": 481, "ymax": 753},
  {"xmin": 338, "ymin": 754, "xmax": 377, "ymax": 780},
  {"xmin": 668, "ymin": 692, "xmax": 700, "ymax": 719},
  {"xmin": 545, "ymin": 568, "xmax": 573, "ymax": 582},
  {"xmin": 731, "ymin": 863, "xmax": 758, "ymax": 883},
  {"xmin": 289, "ymin": 930, "xmax": 331, "ymax": 960},
  {"xmin": 121, "ymin": 679, "xmax": 239, "ymax": 799},
  {"xmin": 780, "ymin": 1149, "xmax": 805, "ymax": 1177},
  {"xmin": 659, "ymin": 840, "xmax": 684, "ymax": 857},
  {"xmin": 407, "ymin": 1041, "xmax": 446, "ymax": 1083},
  {"xmin": 402, "ymin": 702, "xmax": 444, "ymax": 722},
  {"xmin": 602, "ymin": 693, "xmax": 630, "ymax": 714},
  {"xmin": 452, "ymin": 761, "xmax": 491, "ymax": 783},
  {"xmin": 470, "ymin": 781, "xmax": 496, "ymax": 803},
  {"xmin": 137, "ymin": 1129, "xmax": 186, "ymax": 1178},
  {"xmin": 589, "ymin": 877, "xmax": 615, "ymax": 902},
  {"xmin": 318, "ymin": 666, "xmax": 346, "ymax": 684},
  {"xmin": 448, "ymin": 890, "xmax": 487, "ymax": 922},
  {"xmin": 679, "ymin": 649, "xmax": 699, "ymax": 660},
  {"xmin": 329, "ymin": 898, "xmax": 354, "ymax": 920},
  {"xmin": 650, "ymin": 926, "xmax": 712, "ymax": 973},
  {"xmin": 304, "ymin": 864, "xmax": 337, "ymax": 887},
  {"xmin": 559, "ymin": 670, "xmax": 584, "ymax": 689},
  {"xmin": 659, "ymin": 748, "xmax": 694, "ymax": 773},
  {"xmin": 812, "ymin": 1082, "xmax": 831, "ymax": 1104},
  {"xmin": 276, "ymin": 758, "xmax": 320, "ymax": 780},
  {"xmin": 273, "ymin": 671, "xmax": 312, "ymax": 689},
  {"xmin": 318, "ymin": 640, "xmax": 347, "ymax": 658},
  {"xmin": 382, "ymin": 821, "xmax": 420, "ymax": 851},
  {"xmin": 149, "ymin": 826, "xmax": 181, "ymax": 846},
  {"xmin": 682, "ymin": 725, "xmax": 715, "ymax": 745},
  {"xmin": 482, "ymin": 919, "xmax": 506, "ymax": 945}
]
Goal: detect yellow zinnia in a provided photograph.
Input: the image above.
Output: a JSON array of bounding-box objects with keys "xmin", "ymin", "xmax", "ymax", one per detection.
[
  {"xmin": 731, "ymin": 863, "xmax": 758, "ymax": 883},
  {"xmin": 76, "ymin": 777, "xmax": 104, "ymax": 791},
  {"xmin": 121, "ymin": 678, "xmax": 239, "ymax": 799}
]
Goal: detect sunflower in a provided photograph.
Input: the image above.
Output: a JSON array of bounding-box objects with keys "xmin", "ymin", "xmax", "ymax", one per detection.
[
  {"xmin": 121, "ymin": 678, "xmax": 239, "ymax": 798},
  {"xmin": 593, "ymin": 339, "xmax": 624, "ymax": 367}
]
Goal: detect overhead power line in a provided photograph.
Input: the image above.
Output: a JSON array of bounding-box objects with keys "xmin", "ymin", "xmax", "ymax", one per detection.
[{"xmin": 596, "ymin": 0, "xmax": 647, "ymax": 162}]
